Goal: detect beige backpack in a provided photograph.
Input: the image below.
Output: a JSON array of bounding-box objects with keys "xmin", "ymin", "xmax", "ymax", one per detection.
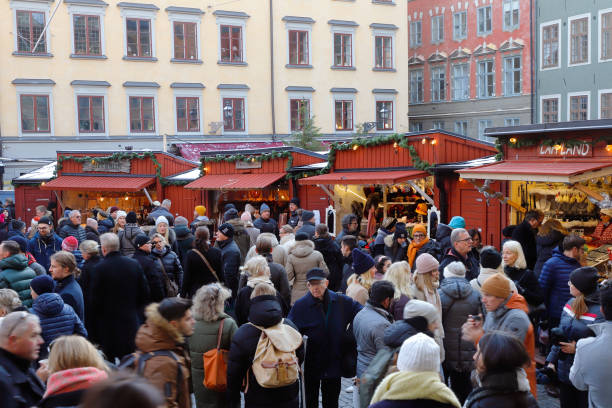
[{"xmin": 247, "ymin": 319, "xmax": 303, "ymax": 389}]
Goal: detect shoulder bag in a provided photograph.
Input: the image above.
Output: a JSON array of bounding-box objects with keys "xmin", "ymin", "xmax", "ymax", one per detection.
[
  {"xmin": 203, "ymin": 318, "xmax": 229, "ymax": 392},
  {"xmin": 193, "ymin": 249, "xmax": 221, "ymax": 282}
]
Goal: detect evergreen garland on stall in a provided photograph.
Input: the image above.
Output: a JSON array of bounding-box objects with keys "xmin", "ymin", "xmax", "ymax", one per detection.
[
  {"xmin": 55, "ymin": 151, "xmax": 163, "ymax": 179},
  {"xmin": 199, "ymin": 151, "xmax": 294, "ymax": 178}
]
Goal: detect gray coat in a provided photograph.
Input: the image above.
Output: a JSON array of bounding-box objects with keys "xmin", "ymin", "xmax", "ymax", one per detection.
[
  {"xmin": 353, "ymin": 302, "xmax": 393, "ymax": 377},
  {"xmin": 438, "ymin": 277, "xmax": 481, "ymax": 372},
  {"xmin": 483, "ymin": 295, "xmax": 530, "ymax": 343},
  {"xmin": 285, "ymin": 240, "xmax": 328, "ymax": 304},
  {"xmin": 570, "ymin": 321, "xmax": 612, "ymax": 408}
]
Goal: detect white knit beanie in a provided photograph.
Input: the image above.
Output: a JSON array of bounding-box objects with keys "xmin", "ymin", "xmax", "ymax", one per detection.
[
  {"xmin": 403, "ymin": 299, "xmax": 439, "ymax": 326},
  {"xmin": 155, "ymin": 215, "xmax": 169, "ymax": 226},
  {"xmin": 397, "ymin": 332, "xmax": 440, "ymax": 373},
  {"xmin": 443, "ymin": 261, "xmax": 466, "ymax": 280}
]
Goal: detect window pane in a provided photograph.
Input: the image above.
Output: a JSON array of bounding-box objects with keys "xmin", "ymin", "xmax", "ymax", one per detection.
[
  {"xmin": 234, "ymin": 99, "xmax": 244, "ymax": 130},
  {"xmin": 139, "ymin": 20, "xmax": 151, "ymax": 57},
  {"xmin": 184, "ymin": 23, "xmax": 197, "ymax": 59},
  {"xmin": 36, "ymin": 97, "xmax": 49, "ymax": 132},
  {"xmin": 223, "ymin": 98, "xmax": 233, "ymax": 128},
  {"xmin": 602, "ymin": 93, "xmax": 612, "ymax": 119},
  {"xmin": 188, "ymin": 98, "xmax": 199, "ymax": 131},
  {"xmin": 87, "ymin": 16, "xmax": 101, "ymax": 55},
  {"xmin": 20, "ymin": 95, "xmax": 35, "ymax": 131},
  {"xmin": 78, "ymin": 96, "xmax": 91, "ymax": 131},
  {"xmin": 142, "ymin": 98, "xmax": 154, "ymax": 131},
  {"xmin": 176, "ymin": 98, "xmax": 186, "ymax": 131},
  {"xmin": 231, "ymin": 27, "xmax": 242, "ymax": 62},
  {"xmin": 129, "ymin": 97, "xmax": 141, "ymax": 131},
  {"xmin": 31, "ymin": 12, "xmax": 46, "ymax": 53},
  {"xmin": 74, "ymin": 15, "xmax": 87, "ymax": 54},
  {"xmin": 602, "ymin": 12, "xmax": 612, "ymax": 60},
  {"xmin": 174, "ymin": 22, "xmax": 185, "ymax": 59},
  {"xmin": 16, "ymin": 11, "xmax": 32, "ymax": 52},
  {"xmin": 376, "ymin": 101, "xmax": 393, "ymax": 130},
  {"xmin": 91, "ymin": 97, "xmax": 104, "ymax": 131},
  {"xmin": 126, "ymin": 19, "xmax": 138, "ymax": 56}
]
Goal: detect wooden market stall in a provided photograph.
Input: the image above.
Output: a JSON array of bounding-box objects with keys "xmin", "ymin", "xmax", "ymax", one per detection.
[
  {"xmin": 298, "ymin": 131, "xmax": 501, "ymax": 246},
  {"xmin": 12, "ymin": 162, "xmax": 58, "ymax": 223},
  {"xmin": 185, "ymin": 147, "xmax": 329, "ymax": 226},
  {"xmin": 37, "ymin": 151, "xmax": 198, "ymax": 223},
  {"xmin": 458, "ymin": 120, "xmax": 612, "ymax": 270}
]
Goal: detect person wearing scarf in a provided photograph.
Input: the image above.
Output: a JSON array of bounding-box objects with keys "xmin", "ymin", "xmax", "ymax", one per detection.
[
  {"xmin": 407, "ymin": 224, "xmax": 435, "ymax": 270},
  {"xmin": 370, "ymin": 332, "xmax": 460, "ymax": 408}
]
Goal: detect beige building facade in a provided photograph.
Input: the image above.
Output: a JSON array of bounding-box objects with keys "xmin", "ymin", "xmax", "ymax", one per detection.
[{"xmin": 0, "ymin": 0, "xmax": 408, "ymax": 183}]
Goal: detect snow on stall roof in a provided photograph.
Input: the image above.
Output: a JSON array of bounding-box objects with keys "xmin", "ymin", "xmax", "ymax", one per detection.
[
  {"xmin": 290, "ymin": 162, "xmax": 328, "ymax": 171},
  {"xmin": 14, "ymin": 162, "xmax": 56, "ymax": 181},
  {"xmin": 167, "ymin": 168, "xmax": 200, "ymax": 180}
]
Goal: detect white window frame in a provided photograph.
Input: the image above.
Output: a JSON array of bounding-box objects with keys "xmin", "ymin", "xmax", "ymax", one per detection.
[
  {"xmin": 219, "ymin": 89, "xmax": 248, "ymax": 135},
  {"xmin": 453, "ymin": 11, "xmax": 467, "ymax": 41},
  {"xmin": 410, "ymin": 121, "xmax": 423, "ymax": 132},
  {"xmin": 371, "ymin": 28, "xmax": 396, "ymax": 69},
  {"xmin": 502, "ymin": 0, "xmax": 520, "ymax": 32},
  {"xmin": 430, "ymin": 65, "xmax": 446, "ymax": 102},
  {"xmin": 478, "ymin": 119, "xmax": 493, "ymax": 142},
  {"xmin": 409, "ymin": 69, "xmax": 424, "ymax": 103},
  {"xmin": 432, "ymin": 120, "xmax": 445, "ymax": 130},
  {"xmin": 285, "ymin": 22, "xmax": 312, "ymax": 66},
  {"xmin": 332, "ymin": 93, "xmax": 356, "ymax": 135},
  {"xmin": 331, "ymin": 26, "xmax": 355, "ymax": 68},
  {"xmin": 374, "ymin": 94, "xmax": 395, "ymax": 133},
  {"xmin": 476, "ymin": 59, "xmax": 495, "ymax": 99},
  {"xmin": 431, "ymin": 15, "xmax": 444, "ymax": 44},
  {"xmin": 216, "ymin": 16, "xmax": 247, "ymax": 64},
  {"xmin": 73, "ymin": 85, "xmax": 109, "ymax": 136},
  {"xmin": 168, "ymin": 11, "xmax": 202, "ymax": 62},
  {"xmin": 454, "ymin": 120, "xmax": 468, "ymax": 135},
  {"xmin": 10, "ymin": 0, "xmax": 52, "ymax": 54},
  {"xmin": 504, "ymin": 118, "xmax": 520, "ymax": 126},
  {"xmin": 598, "ymin": 88, "xmax": 612, "ymax": 119},
  {"xmin": 598, "ymin": 8, "xmax": 612, "ymax": 63},
  {"xmin": 568, "ymin": 13, "xmax": 591, "ymax": 67},
  {"xmin": 451, "ymin": 63, "xmax": 470, "ymax": 101},
  {"xmin": 172, "ymin": 88, "xmax": 203, "ymax": 135},
  {"xmin": 120, "ymin": 7, "xmax": 157, "ymax": 59},
  {"xmin": 502, "ymin": 55, "xmax": 522, "ymax": 96},
  {"xmin": 15, "ymin": 83, "xmax": 54, "ymax": 137},
  {"xmin": 567, "ymin": 91, "xmax": 590, "ymax": 121},
  {"xmin": 409, "ymin": 20, "xmax": 422, "ymax": 48},
  {"xmin": 540, "ymin": 93, "xmax": 561, "ymax": 123},
  {"xmin": 125, "ymin": 87, "xmax": 159, "ymax": 136},
  {"xmin": 67, "ymin": 4, "xmax": 107, "ymax": 57},
  {"xmin": 540, "ymin": 20, "xmax": 561, "ymax": 71},
  {"xmin": 287, "ymin": 91, "xmax": 313, "ymax": 134},
  {"xmin": 477, "ymin": 6, "xmax": 492, "ymax": 36}
]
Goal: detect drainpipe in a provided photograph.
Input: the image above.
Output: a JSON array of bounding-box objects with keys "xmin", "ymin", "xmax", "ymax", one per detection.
[
  {"xmin": 530, "ymin": 0, "xmax": 535, "ymax": 123},
  {"xmin": 269, "ymin": 0, "xmax": 277, "ymax": 141}
]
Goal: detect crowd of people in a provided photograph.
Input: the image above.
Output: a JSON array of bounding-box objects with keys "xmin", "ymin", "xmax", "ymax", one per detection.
[{"xmin": 0, "ymin": 199, "xmax": 610, "ymax": 408}]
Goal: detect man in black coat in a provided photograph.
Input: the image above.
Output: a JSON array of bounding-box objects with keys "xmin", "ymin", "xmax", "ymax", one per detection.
[
  {"xmin": 438, "ymin": 228, "xmax": 480, "ymax": 281},
  {"xmin": 58, "ymin": 210, "xmax": 87, "ymax": 244},
  {"xmin": 511, "ymin": 210, "xmax": 544, "ymax": 271},
  {"xmin": 90, "ymin": 233, "xmax": 149, "ymax": 361},
  {"xmin": 0, "ymin": 311, "xmax": 45, "ymax": 408},
  {"xmin": 288, "ymin": 268, "xmax": 362, "ymax": 408},
  {"xmin": 215, "ymin": 223, "xmax": 241, "ymax": 301},
  {"xmin": 313, "ymin": 224, "xmax": 344, "ymax": 292},
  {"xmin": 173, "ymin": 216, "xmax": 194, "ymax": 264},
  {"xmin": 288, "ymin": 197, "xmax": 301, "ymax": 228},
  {"xmin": 339, "ymin": 235, "xmax": 358, "ymax": 293},
  {"xmin": 299, "ymin": 210, "xmax": 316, "ymax": 240},
  {"xmin": 132, "ymin": 234, "xmax": 165, "ymax": 302},
  {"xmin": 335, "ymin": 214, "xmax": 359, "ymax": 245}
]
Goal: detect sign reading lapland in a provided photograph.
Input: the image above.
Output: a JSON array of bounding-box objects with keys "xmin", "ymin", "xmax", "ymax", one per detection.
[{"xmin": 538, "ymin": 143, "xmax": 592, "ymax": 158}]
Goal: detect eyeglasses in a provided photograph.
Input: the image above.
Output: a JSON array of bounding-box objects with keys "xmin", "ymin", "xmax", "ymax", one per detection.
[
  {"xmin": 5, "ymin": 311, "xmax": 28, "ymax": 337},
  {"xmin": 413, "ymin": 233, "xmax": 426, "ymax": 238},
  {"xmin": 457, "ymin": 237, "xmax": 473, "ymax": 243},
  {"xmin": 152, "ymin": 241, "xmax": 161, "ymax": 245}
]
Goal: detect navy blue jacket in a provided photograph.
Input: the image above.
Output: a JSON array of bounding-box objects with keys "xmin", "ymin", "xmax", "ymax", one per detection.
[
  {"xmin": 58, "ymin": 221, "xmax": 87, "ymax": 244},
  {"xmin": 0, "ymin": 348, "xmax": 45, "ymax": 408},
  {"xmin": 217, "ymin": 238, "xmax": 241, "ymax": 299},
  {"xmin": 31, "ymin": 292, "xmax": 87, "ymax": 357},
  {"xmin": 27, "ymin": 232, "xmax": 63, "ymax": 271},
  {"xmin": 438, "ymin": 247, "xmax": 480, "ymax": 281},
  {"xmin": 534, "ymin": 229, "xmax": 565, "ymax": 277},
  {"xmin": 538, "ymin": 248, "xmax": 581, "ymax": 320},
  {"xmin": 152, "ymin": 245, "xmax": 183, "ymax": 288},
  {"xmin": 288, "ymin": 289, "xmax": 362, "ymax": 379},
  {"xmin": 97, "ymin": 218, "xmax": 114, "ymax": 234},
  {"xmin": 299, "ymin": 222, "xmax": 316, "ymax": 240},
  {"xmin": 54, "ymin": 275, "xmax": 85, "ymax": 322}
]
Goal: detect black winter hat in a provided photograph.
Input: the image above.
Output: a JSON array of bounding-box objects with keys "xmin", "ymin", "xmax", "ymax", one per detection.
[
  {"xmin": 134, "ymin": 234, "xmax": 150, "ymax": 249},
  {"xmin": 259, "ymin": 222, "xmax": 275, "ymax": 233},
  {"xmin": 301, "ymin": 210, "xmax": 315, "ymax": 222},
  {"xmin": 570, "ymin": 267, "xmax": 599, "ymax": 296},
  {"xmin": 38, "ymin": 216, "xmax": 53, "ymax": 226},
  {"xmin": 306, "ymin": 268, "xmax": 327, "ymax": 281},
  {"xmin": 480, "ymin": 247, "xmax": 502, "ymax": 269},
  {"xmin": 224, "ymin": 203, "xmax": 236, "ymax": 212},
  {"xmin": 11, "ymin": 219, "xmax": 25, "ymax": 231},
  {"xmin": 352, "ymin": 248, "xmax": 375, "ymax": 275},
  {"xmin": 126, "ymin": 211, "xmax": 138, "ymax": 224},
  {"xmin": 223, "ymin": 208, "xmax": 239, "ymax": 222},
  {"xmin": 290, "ymin": 197, "xmax": 300, "ymax": 206},
  {"xmin": 295, "ymin": 232, "xmax": 309, "ymax": 241},
  {"xmin": 218, "ymin": 223, "xmax": 234, "ymax": 239}
]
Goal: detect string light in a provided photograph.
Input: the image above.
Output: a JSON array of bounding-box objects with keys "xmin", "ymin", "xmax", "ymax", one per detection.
[
  {"xmin": 352, "ymin": 145, "xmax": 358, "ymax": 150},
  {"xmin": 421, "ymin": 138, "xmax": 427, "ymax": 144},
  {"xmin": 509, "ymin": 137, "xmax": 517, "ymax": 144},
  {"xmin": 41, "ymin": 182, "xmax": 45, "ymax": 186},
  {"xmin": 393, "ymin": 142, "xmax": 398, "ymax": 148},
  {"xmin": 606, "ymin": 145, "xmax": 612, "ymax": 152},
  {"xmin": 553, "ymin": 144, "xmax": 563, "ymax": 151},
  {"xmin": 459, "ymin": 177, "xmax": 465, "ymax": 182},
  {"xmin": 430, "ymin": 139, "xmax": 437, "ymax": 145},
  {"xmin": 91, "ymin": 159, "xmax": 96, "ymax": 165},
  {"xmin": 124, "ymin": 195, "xmax": 129, "ymax": 201}
]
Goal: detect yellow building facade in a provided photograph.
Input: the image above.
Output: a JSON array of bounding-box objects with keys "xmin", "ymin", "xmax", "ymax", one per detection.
[{"xmin": 0, "ymin": 0, "xmax": 407, "ymax": 180}]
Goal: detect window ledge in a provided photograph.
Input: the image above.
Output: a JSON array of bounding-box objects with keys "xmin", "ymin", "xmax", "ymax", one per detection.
[
  {"xmin": 171, "ymin": 58, "xmax": 203, "ymax": 64},
  {"xmin": 12, "ymin": 52, "xmax": 53, "ymax": 58},
  {"xmin": 70, "ymin": 54, "xmax": 108, "ymax": 60},
  {"xmin": 372, "ymin": 67, "xmax": 396, "ymax": 72},
  {"xmin": 331, "ymin": 65, "xmax": 356, "ymax": 70},
  {"xmin": 217, "ymin": 60, "xmax": 248, "ymax": 66},
  {"xmin": 123, "ymin": 56, "xmax": 158, "ymax": 62},
  {"xmin": 286, "ymin": 64, "xmax": 313, "ymax": 69},
  {"xmin": 372, "ymin": 0, "xmax": 396, "ymax": 5}
]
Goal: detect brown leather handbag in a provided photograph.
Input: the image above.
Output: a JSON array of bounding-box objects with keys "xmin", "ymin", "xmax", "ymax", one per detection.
[{"xmin": 203, "ymin": 318, "xmax": 229, "ymax": 392}]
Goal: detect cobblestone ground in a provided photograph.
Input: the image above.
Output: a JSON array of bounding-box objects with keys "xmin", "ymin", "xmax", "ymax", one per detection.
[{"xmin": 334, "ymin": 378, "xmax": 560, "ymax": 408}]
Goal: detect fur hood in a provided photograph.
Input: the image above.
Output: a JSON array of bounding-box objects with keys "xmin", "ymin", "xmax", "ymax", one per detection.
[
  {"xmin": 135, "ymin": 303, "xmax": 184, "ymax": 352},
  {"xmin": 289, "ymin": 239, "xmax": 314, "ymax": 258},
  {"xmin": 384, "ymin": 233, "xmax": 395, "ymax": 248}
]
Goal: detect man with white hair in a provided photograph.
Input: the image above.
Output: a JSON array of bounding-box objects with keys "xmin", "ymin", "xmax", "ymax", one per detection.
[
  {"xmin": 58, "ymin": 210, "xmax": 87, "ymax": 243},
  {"xmin": 438, "ymin": 228, "xmax": 479, "ymax": 281},
  {"xmin": 147, "ymin": 199, "xmax": 174, "ymax": 226},
  {"xmin": 0, "ymin": 311, "xmax": 45, "ymax": 408},
  {"xmin": 89, "ymin": 233, "xmax": 150, "ymax": 361}
]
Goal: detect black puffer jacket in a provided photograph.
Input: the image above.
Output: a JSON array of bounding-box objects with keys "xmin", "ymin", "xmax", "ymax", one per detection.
[
  {"xmin": 313, "ymin": 235, "xmax": 344, "ymax": 292},
  {"xmin": 180, "ymin": 247, "xmax": 223, "ymax": 299},
  {"xmin": 152, "ymin": 245, "xmax": 184, "ymax": 288},
  {"xmin": 383, "ymin": 316, "xmax": 433, "ymax": 348},
  {"xmin": 118, "ymin": 223, "xmax": 143, "ymax": 257},
  {"xmin": 383, "ymin": 233, "xmax": 408, "ymax": 263},
  {"xmin": 227, "ymin": 295, "xmax": 304, "ymax": 408},
  {"xmin": 438, "ymin": 277, "xmax": 481, "ymax": 372},
  {"xmin": 504, "ymin": 266, "xmax": 544, "ymax": 307},
  {"xmin": 435, "ymin": 224, "xmax": 452, "ymax": 258},
  {"xmin": 133, "ymin": 248, "xmax": 165, "ymax": 302},
  {"xmin": 77, "ymin": 254, "xmax": 101, "ymax": 335},
  {"xmin": 534, "ymin": 229, "xmax": 565, "ymax": 277},
  {"xmin": 173, "ymin": 225, "xmax": 194, "ymax": 264},
  {"xmin": 58, "ymin": 221, "xmax": 87, "ymax": 244},
  {"xmin": 465, "ymin": 371, "xmax": 538, "ymax": 408}
]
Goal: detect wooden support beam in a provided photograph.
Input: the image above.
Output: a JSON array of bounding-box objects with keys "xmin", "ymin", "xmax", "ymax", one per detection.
[
  {"xmin": 470, "ymin": 180, "xmax": 526, "ymax": 213},
  {"xmin": 571, "ymin": 183, "xmax": 604, "ymax": 202}
]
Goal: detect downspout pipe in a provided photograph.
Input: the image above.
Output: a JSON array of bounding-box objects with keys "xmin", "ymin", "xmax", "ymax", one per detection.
[
  {"xmin": 530, "ymin": 0, "xmax": 535, "ymax": 124},
  {"xmin": 269, "ymin": 0, "xmax": 277, "ymax": 141}
]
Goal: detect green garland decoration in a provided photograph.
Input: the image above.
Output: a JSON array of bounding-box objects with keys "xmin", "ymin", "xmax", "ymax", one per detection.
[
  {"xmin": 199, "ymin": 151, "xmax": 294, "ymax": 178},
  {"xmin": 55, "ymin": 151, "xmax": 163, "ymax": 180}
]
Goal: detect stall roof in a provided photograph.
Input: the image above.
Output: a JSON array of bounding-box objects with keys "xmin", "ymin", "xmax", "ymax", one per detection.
[
  {"xmin": 457, "ymin": 160, "xmax": 612, "ymax": 183},
  {"xmin": 433, "ymin": 156, "xmax": 497, "ymax": 172},
  {"xmin": 298, "ymin": 169, "xmax": 429, "ymax": 185},
  {"xmin": 13, "ymin": 162, "xmax": 56, "ymax": 183},
  {"xmin": 289, "ymin": 162, "xmax": 328, "ymax": 171},
  {"xmin": 185, "ymin": 173, "xmax": 286, "ymax": 190},
  {"xmin": 484, "ymin": 119, "xmax": 612, "ymax": 137},
  {"xmin": 41, "ymin": 175, "xmax": 155, "ymax": 191},
  {"xmin": 199, "ymin": 146, "xmax": 327, "ymax": 160},
  {"xmin": 166, "ymin": 168, "xmax": 200, "ymax": 181}
]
